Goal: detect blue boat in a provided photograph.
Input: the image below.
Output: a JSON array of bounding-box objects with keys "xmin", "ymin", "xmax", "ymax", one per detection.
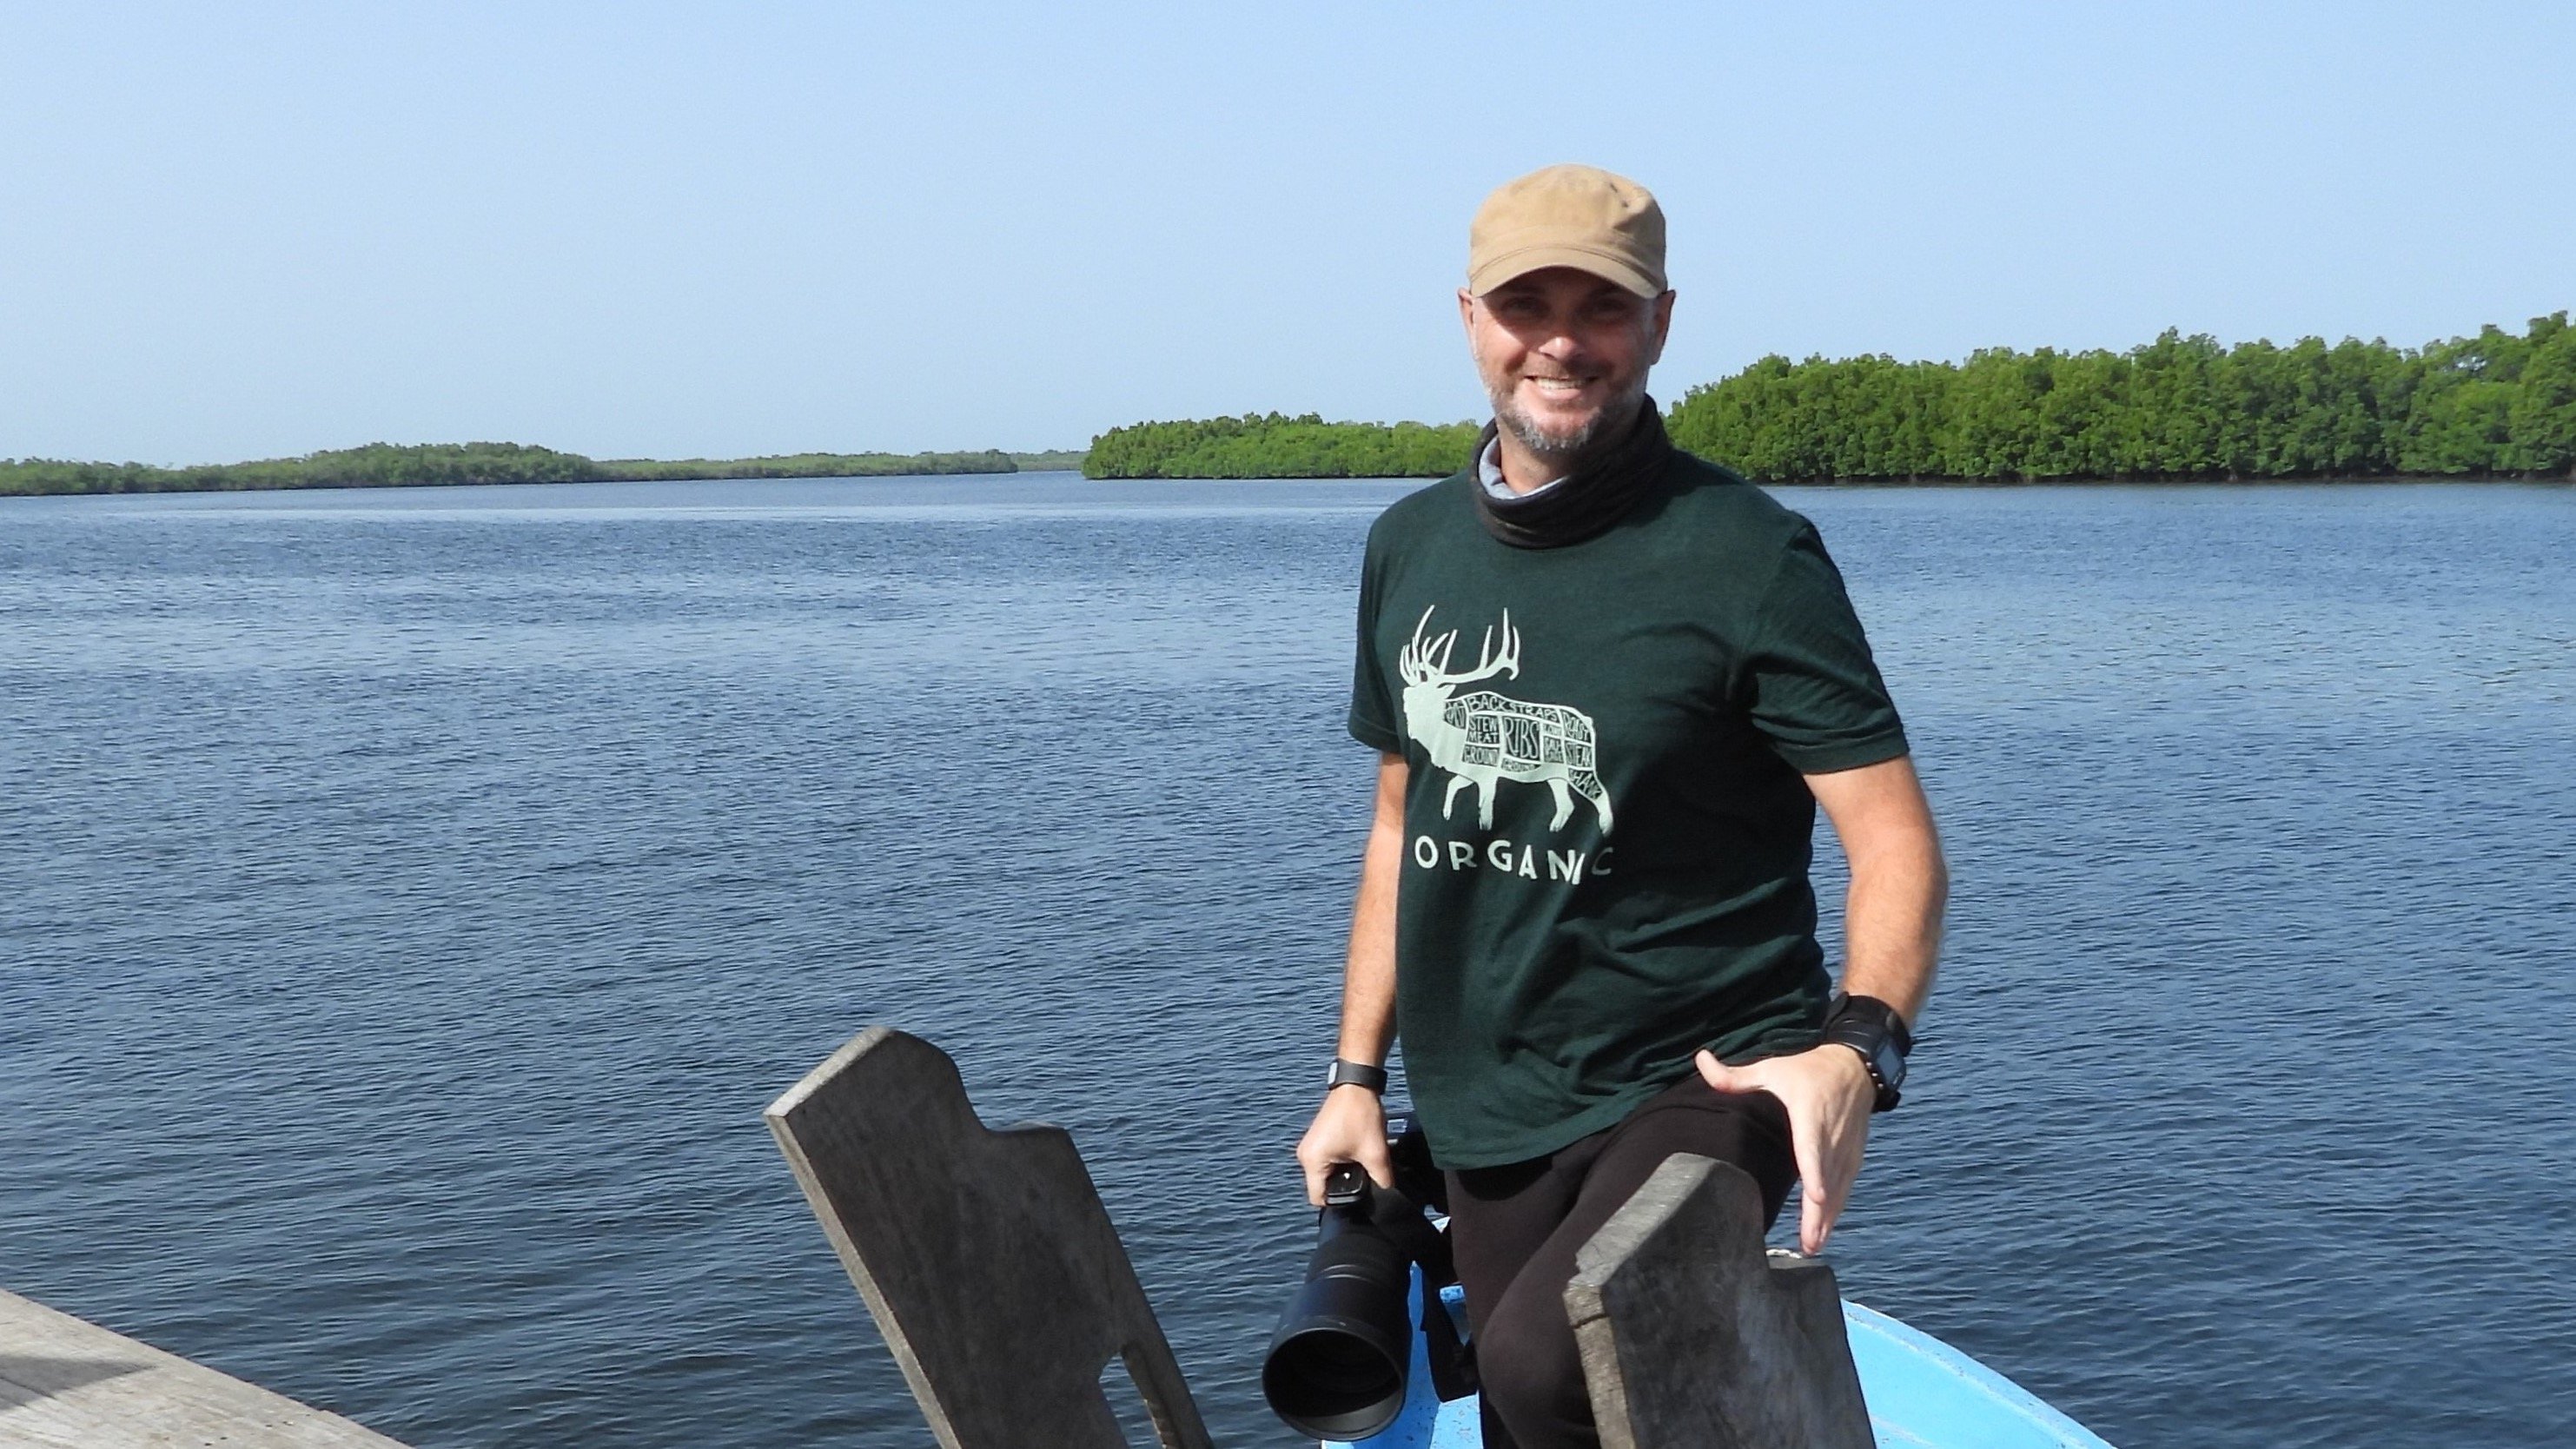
[{"xmin": 1324, "ymin": 1274, "xmax": 2116, "ymax": 1449}]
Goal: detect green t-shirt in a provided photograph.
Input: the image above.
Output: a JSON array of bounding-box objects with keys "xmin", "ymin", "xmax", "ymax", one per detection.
[{"xmin": 1347, "ymin": 450, "xmax": 1910, "ymax": 1169}]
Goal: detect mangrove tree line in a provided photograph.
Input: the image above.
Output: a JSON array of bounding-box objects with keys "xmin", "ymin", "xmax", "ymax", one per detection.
[
  {"xmin": 1666, "ymin": 314, "xmax": 2573, "ymax": 482},
  {"xmin": 1083, "ymin": 414, "xmax": 1479, "ymax": 480},
  {"xmin": 0, "ymin": 442, "xmax": 1028, "ymax": 497},
  {"xmin": 1083, "ymin": 314, "xmax": 2575, "ymax": 481}
]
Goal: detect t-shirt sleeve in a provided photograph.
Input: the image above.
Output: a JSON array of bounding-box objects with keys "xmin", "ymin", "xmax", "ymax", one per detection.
[
  {"xmin": 1742, "ymin": 521, "xmax": 1910, "ymax": 773},
  {"xmin": 1347, "ymin": 528, "xmax": 1403, "ymax": 753}
]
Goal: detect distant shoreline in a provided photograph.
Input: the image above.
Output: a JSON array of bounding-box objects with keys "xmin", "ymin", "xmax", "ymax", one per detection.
[
  {"xmin": 6, "ymin": 467, "xmax": 2561, "ymax": 503},
  {"xmin": 20, "ymin": 308, "xmax": 2568, "ymax": 497},
  {"xmin": 1084, "ymin": 314, "xmax": 2573, "ymax": 484},
  {"xmin": 0, "ymin": 443, "xmax": 1092, "ymax": 499}
]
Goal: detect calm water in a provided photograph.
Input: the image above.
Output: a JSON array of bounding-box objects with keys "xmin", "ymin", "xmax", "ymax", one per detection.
[{"xmin": 3, "ymin": 475, "xmax": 2571, "ymax": 1448}]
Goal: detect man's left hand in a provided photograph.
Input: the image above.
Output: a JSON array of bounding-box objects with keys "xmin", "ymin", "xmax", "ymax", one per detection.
[{"xmin": 1694, "ymin": 1043, "xmax": 1876, "ymax": 1255}]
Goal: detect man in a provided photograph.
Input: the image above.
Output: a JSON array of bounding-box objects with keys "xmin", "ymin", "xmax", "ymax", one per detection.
[{"xmin": 1295, "ymin": 164, "xmax": 1948, "ymax": 1449}]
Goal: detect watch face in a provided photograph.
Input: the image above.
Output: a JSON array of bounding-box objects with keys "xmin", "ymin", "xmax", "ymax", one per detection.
[{"xmin": 1872, "ymin": 1041, "xmax": 1907, "ymax": 1089}]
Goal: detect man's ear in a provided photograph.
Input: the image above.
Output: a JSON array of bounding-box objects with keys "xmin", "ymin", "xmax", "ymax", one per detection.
[
  {"xmin": 1646, "ymin": 289, "xmax": 1677, "ymax": 366},
  {"xmin": 1458, "ymin": 288, "xmax": 1478, "ymax": 334}
]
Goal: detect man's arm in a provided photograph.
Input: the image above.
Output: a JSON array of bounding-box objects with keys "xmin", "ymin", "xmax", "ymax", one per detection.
[
  {"xmin": 1812, "ymin": 752, "xmax": 1945, "ymax": 1021},
  {"xmin": 1295, "ymin": 751, "xmax": 1408, "ymax": 1206},
  {"xmin": 1698, "ymin": 752, "xmax": 1947, "ymax": 1253}
]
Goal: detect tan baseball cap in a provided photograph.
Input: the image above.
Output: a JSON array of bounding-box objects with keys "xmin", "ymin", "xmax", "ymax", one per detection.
[{"xmin": 1467, "ymin": 163, "xmax": 1666, "ymax": 298}]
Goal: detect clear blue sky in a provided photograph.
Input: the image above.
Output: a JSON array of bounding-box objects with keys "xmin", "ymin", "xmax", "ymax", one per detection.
[{"xmin": 5, "ymin": 2, "xmax": 2571, "ymax": 464}]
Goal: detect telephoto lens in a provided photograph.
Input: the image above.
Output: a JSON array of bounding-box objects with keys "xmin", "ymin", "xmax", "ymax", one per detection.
[{"xmin": 1261, "ymin": 1162, "xmax": 1417, "ymax": 1440}]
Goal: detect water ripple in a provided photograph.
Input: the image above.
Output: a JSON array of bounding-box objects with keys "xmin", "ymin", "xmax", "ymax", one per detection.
[{"xmin": 3, "ymin": 477, "xmax": 2571, "ymax": 1448}]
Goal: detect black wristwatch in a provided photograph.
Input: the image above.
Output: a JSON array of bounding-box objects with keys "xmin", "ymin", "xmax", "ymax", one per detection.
[
  {"xmin": 1821, "ymin": 994, "xmax": 1912, "ymax": 1113},
  {"xmin": 1324, "ymin": 1059, "xmax": 1389, "ymax": 1095}
]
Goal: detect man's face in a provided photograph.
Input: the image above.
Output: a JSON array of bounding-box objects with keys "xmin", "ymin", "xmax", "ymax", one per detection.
[{"xmin": 1460, "ymin": 267, "xmax": 1676, "ymax": 461}]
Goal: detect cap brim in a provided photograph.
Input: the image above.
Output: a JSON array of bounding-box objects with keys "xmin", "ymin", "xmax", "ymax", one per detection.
[{"xmin": 1468, "ymin": 243, "xmax": 1664, "ymax": 298}]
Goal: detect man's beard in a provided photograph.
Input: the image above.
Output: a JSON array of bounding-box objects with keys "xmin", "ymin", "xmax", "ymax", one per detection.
[{"xmin": 1489, "ymin": 375, "xmax": 1650, "ymax": 471}]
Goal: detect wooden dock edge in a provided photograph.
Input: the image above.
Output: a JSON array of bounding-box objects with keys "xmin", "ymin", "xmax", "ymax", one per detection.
[{"xmin": 0, "ymin": 1288, "xmax": 411, "ymax": 1448}]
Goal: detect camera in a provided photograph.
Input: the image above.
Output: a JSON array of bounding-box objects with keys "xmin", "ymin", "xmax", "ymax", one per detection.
[{"xmin": 1262, "ymin": 1108, "xmax": 1474, "ymax": 1440}]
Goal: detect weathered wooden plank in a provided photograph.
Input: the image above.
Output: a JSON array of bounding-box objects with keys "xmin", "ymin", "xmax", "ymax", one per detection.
[
  {"xmin": 765, "ymin": 1026, "xmax": 1211, "ymax": 1449},
  {"xmin": 1563, "ymin": 1154, "xmax": 1875, "ymax": 1449},
  {"xmin": 0, "ymin": 1287, "xmax": 410, "ymax": 1448}
]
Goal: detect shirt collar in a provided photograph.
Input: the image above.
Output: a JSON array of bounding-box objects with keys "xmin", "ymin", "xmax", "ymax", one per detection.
[{"xmin": 1476, "ymin": 433, "xmax": 1567, "ymax": 500}]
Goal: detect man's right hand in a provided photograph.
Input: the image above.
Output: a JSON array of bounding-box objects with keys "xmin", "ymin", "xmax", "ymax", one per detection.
[{"xmin": 1295, "ymin": 1085, "xmax": 1394, "ymax": 1207}]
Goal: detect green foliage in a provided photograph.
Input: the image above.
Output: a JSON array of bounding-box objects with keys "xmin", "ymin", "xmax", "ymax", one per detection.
[
  {"xmin": 1665, "ymin": 314, "xmax": 2575, "ymax": 482},
  {"xmin": 2506, "ymin": 315, "xmax": 2576, "ymax": 475},
  {"xmin": 0, "ymin": 442, "xmax": 600, "ymax": 496},
  {"xmin": 1083, "ymin": 414, "xmax": 1480, "ymax": 479},
  {"xmin": 0, "ymin": 442, "xmax": 1026, "ymax": 496},
  {"xmin": 17, "ymin": 315, "xmax": 2566, "ymax": 497}
]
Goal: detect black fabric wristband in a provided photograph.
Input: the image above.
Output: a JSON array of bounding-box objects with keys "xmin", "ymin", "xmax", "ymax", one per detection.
[
  {"xmin": 1825, "ymin": 993, "xmax": 1914, "ymax": 1055},
  {"xmin": 1823, "ymin": 993, "xmax": 1912, "ymax": 1113},
  {"xmin": 1325, "ymin": 1059, "xmax": 1388, "ymax": 1094}
]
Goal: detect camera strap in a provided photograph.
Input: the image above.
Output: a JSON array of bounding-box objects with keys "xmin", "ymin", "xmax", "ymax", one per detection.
[
  {"xmin": 1419, "ymin": 1278, "xmax": 1478, "ymax": 1401},
  {"xmin": 1361, "ymin": 1183, "xmax": 1479, "ymax": 1400},
  {"xmin": 1362, "ymin": 1184, "xmax": 1454, "ymax": 1288}
]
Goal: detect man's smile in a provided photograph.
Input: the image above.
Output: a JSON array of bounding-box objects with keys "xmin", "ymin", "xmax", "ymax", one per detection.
[{"xmin": 1522, "ymin": 373, "xmax": 1604, "ymax": 397}]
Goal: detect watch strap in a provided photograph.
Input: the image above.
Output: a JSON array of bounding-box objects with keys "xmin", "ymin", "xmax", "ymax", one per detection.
[
  {"xmin": 1325, "ymin": 1058, "xmax": 1389, "ymax": 1095},
  {"xmin": 1822, "ymin": 994, "xmax": 1911, "ymax": 1112},
  {"xmin": 1825, "ymin": 993, "xmax": 1913, "ymax": 1055}
]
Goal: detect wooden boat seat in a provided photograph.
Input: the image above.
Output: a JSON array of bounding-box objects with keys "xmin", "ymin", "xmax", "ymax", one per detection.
[
  {"xmin": 764, "ymin": 1027, "xmax": 1210, "ymax": 1449},
  {"xmin": 1567, "ymin": 1153, "xmax": 1877, "ymax": 1449}
]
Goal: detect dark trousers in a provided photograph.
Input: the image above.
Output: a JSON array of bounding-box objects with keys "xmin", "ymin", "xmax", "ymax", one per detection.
[{"xmin": 1443, "ymin": 1075, "xmax": 1797, "ymax": 1449}]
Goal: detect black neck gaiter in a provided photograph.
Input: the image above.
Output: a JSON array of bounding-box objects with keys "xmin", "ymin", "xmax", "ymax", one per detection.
[{"xmin": 1471, "ymin": 396, "xmax": 1675, "ymax": 550}]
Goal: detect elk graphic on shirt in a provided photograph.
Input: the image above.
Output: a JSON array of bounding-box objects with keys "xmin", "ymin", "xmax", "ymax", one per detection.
[{"xmin": 1398, "ymin": 607, "xmax": 1613, "ymax": 834}]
